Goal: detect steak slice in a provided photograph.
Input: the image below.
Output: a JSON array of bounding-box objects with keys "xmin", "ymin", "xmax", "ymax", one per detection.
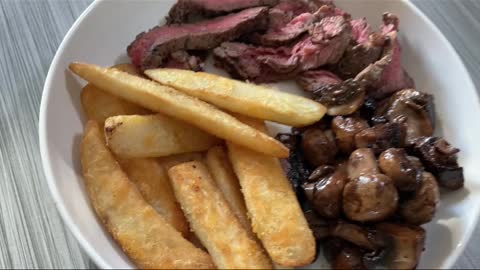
[
  {"xmin": 351, "ymin": 18, "xmax": 371, "ymax": 44},
  {"xmin": 167, "ymin": 0, "xmax": 278, "ymax": 24},
  {"xmin": 356, "ymin": 31, "xmax": 414, "ymax": 99},
  {"xmin": 250, "ymin": 12, "xmax": 315, "ymax": 46},
  {"xmin": 296, "ymin": 70, "xmax": 342, "ymax": 93},
  {"xmin": 266, "ymin": 0, "xmax": 312, "ymax": 30},
  {"xmin": 128, "ymin": 7, "xmax": 268, "ymax": 70},
  {"xmin": 336, "ymin": 33, "xmax": 386, "ymax": 79},
  {"xmin": 214, "ymin": 14, "xmax": 352, "ymax": 83},
  {"xmin": 381, "ymin": 12, "xmax": 399, "ymax": 35},
  {"xmin": 250, "ymin": 5, "xmax": 335, "ymax": 47},
  {"xmin": 250, "ymin": 0, "xmax": 335, "ymax": 47},
  {"xmin": 213, "ymin": 42, "xmax": 295, "ymax": 82},
  {"xmin": 163, "ymin": 51, "xmax": 205, "ymax": 71}
]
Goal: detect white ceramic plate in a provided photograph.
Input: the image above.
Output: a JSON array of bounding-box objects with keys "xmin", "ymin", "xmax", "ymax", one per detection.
[{"xmin": 39, "ymin": 0, "xmax": 480, "ymax": 268}]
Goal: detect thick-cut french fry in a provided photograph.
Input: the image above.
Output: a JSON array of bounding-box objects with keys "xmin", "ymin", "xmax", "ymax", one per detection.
[
  {"xmin": 81, "ymin": 85, "xmax": 150, "ymax": 123},
  {"xmin": 158, "ymin": 152, "xmax": 205, "ymax": 171},
  {"xmin": 80, "ymin": 65, "xmax": 189, "ymax": 235},
  {"xmin": 69, "ymin": 63, "xmax": 288, "ymax": 158},
  {"xmin": 205, "ymin": 146, "xmax": 250, "ymax": 231},
  {"xmin": 80, "ymin": 64, "xmax": 149, "ymax": 124},
  {"xmin": 111, "ymin": 63, "xmax": 141, "ymax": 75},
  {"xmin": 227, "ymin": 116, "xmax": 315, "ymax": 267},
  {"xmin": 80, "ymin": 121, "xmax": 214, "ymax": 269},
  {"xmin": 118, "ymin": 158, "xmax": 189, "ymax": 236},
  {"xmin": 169, "ymin": 161, "xmax": 273, "ymax": 269},
  {"xmin": 145, "ymin": 68, "xmax": 326, "ymax": 127},
  {"xmin": 104, "ymin": 114, "xmax": 220, "ymax": 158}
]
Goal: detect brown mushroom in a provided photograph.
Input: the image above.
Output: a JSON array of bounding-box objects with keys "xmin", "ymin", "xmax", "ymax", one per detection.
[
  {"xmin": 343, "ymin": 174, "xmax": 398, "ymax": 222},
  {"xmin": 378, "ymin": 148, "xmax": 422, "ymax": 191},
  {"xmin": 304, "ymin": 209, "xmax": 330, "ymax": 240},
  {"xmin": 347, "ymin": 148, "xmax": 379, "ymax": 179},
  {"xmin": 375, "ymin": 89, "xmax": 434, "ymax": 143},
  {"xmin": 276, "ymin": 133, "xmax": 311, "ymax": 192},
  {"xmin": 332, "ymin": 116, "xmax": 370, "ymax": 154},
  {"xmin": 330, "ymin": 221, "xmax": 386, "ymax": 251},
  {"xmin": 332, "ymin": 246, "xmax": 367, "ymax": 270},
  {"xmin": 303, "ymin": 164, "xmax": 348, "ymax": 219},
  {"xmin": 301, "ymin": 128, "xmax": 338, "ymax": 167},
  {"xmin": 401, "ymin": 172, "xmax": 440, "ymax": 225},
  {"xmin": 354, "ymin": 121, "xmax": 406, "ymax": 154},
  {"xmin": 412, "ymin": 136, "xmax": 464, "ymax": 190},
  {"xmin": 376, "ymin": 223, "xmax": 426, "ymax": 270},
  {"xmin": 407, "ymin": 155, "xmax": 424, "ymax": 170},
  {"xmin": 314, "ymin": 79, "xmax": 366, "ymax": 116}
]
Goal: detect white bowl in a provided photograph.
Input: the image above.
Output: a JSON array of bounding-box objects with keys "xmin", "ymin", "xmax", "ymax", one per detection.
[{"xmin": 39, "ymin": 0, "xmax": 480, "ymax": 268}]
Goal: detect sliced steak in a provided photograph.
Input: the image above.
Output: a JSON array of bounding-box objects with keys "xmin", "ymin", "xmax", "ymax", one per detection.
[
  {"xmin": 336, "ymin": 33, "xmax": 386, "ymax": 79},
  {"xmin": 266, "ymin": 0, "xmax": 312, "ymax": 31},
  {"xmin": 213, "ymin": 42, "xmax": 295, "ymax": 82},
  {"xmin": 128, "ymin": 7, "xmax": 268, "ymax": 70},
  {"xmin": 167, "ymin": 0, "xmax": 278, "ymax": 24},
  {"xmin": 250, "ymin": 5, "xmax": 335, "ymax": 46},
  {"xmin": 214, "ymin": 14, "xmax": 352, "ymax": 82},
  {"xmin": 297, "ymin": 70, "xmax": 341, "ymax": 93},
  {"xmin": 381, "ymin": 12, "xmax": 399, "ymax": 35},
  {"xmin": 351, "ymin": 17, "xmax": 371, "ymax": 44},
  {"xmin": 163, "ymin": 51, "xmax": 204, "ymax": 71},
  {"xmin": 355, "ymin": 31, "xmax": 415, "ymax": 99}
]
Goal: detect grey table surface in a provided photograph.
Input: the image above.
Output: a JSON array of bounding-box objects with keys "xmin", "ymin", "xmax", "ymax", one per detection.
[{"xmin": 0, "ymin": 0, "xmax": 479, "ymax": 269}]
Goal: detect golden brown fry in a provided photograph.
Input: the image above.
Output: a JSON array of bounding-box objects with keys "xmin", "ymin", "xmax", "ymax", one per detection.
[
  {"xmin": 205, "ymin": 146, "xmax": 250, "ymax": 231},
  {"xmin": 158, "ymin": 152, "xmax": 205, "ymax": 171},
  {"xmin": 80, "ymin": 63, "xmax": 150, "ymax": 124},
  {"xmin": 80, "ymin": 64, "xmax": 189, "ymax": 235},
  {"xmin": 227, "ymin": 116, "xmax": 316, "ymax": 267},
  {"xmin": 80, "ymin": 121, "xmax": 214, "ymax": 269},
  {"xmin": 111, "ymin": 63, "xmax": 141, "ymax": 75},
  {"xmin": 104, "ymin": 114, "xmax": 220, "ymax": 158},
  {"xmin": 146, "ymin": 68, "xmax": 326, "ymax": 127},
  {"xmin": 69, "ymin": 63, "xmax": 288, "ymax": 158},
  {"xmin": 117, "ymin": 158, "xmax": 189, "ymax": 237},
  {"xmin": 169, "ymin": 161, "xmax": 273, "ymax": 269},
  {"xmin": 81, "ymin": 84, "xmax": 150, "ymax": 124}
]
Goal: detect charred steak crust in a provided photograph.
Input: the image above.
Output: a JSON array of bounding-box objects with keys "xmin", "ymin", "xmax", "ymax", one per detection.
[
  {"xmin": 213, "ymin": 14, "xmax": 352, "ymax": 83},
  {"xmin": 128, "ymin": 7, "xmax": 269, "ymax": 71},
  {"xmin": 167, "ymin": 0, "xmax": 278, "ymax": 24}
]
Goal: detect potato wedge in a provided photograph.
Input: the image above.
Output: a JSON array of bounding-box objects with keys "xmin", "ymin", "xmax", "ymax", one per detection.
[
  {"xmin": 80, "ymin": 121, "xmax": 214, "ymax": 269},
  {"xmin": 158, "ymin": 152, "xmax": 205, "ymax": 171},
  {"xmin": 111, "ymin": 63, "xmax": 141, "ymax": 75},
  {"xmin": 169, "ymin": 161, "xmax": 273, "ymax": 269},
  {"xmin": 205, "ymin": 146, "xmax": 250, "ymax": 231},
  {"xmin": 80, "ymin": 63, "xmax": 149, "ymax": 124},
  {"xmin": 118, "ymin": 158, "xmax": 189, "ymax": 236},
  {"xmin": 69, "ymin": 63, "xmax": 288, "ymax": 158},
  {"xmin": 81, "ymin": 85, "xmax": 150, "ymax": 123},
  {"xmin": 146, "ymin": 68, "xmax": 326, "ymax": 127},
  {"xmin": 227, "ymin": 116, "xmax": 315, "ymax": 267},
  {"xmin": 104, "ymin": 114, "xmax": 220, "ymax": 158}
]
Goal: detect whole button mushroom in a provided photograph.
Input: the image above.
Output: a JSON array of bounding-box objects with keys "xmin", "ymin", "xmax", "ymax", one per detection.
[
  {"xmin": 376, "ymin": 223, "xmax": 426, "ymax": 270},
  {"xmin": 343, "ymin": 174, "xmax": 399, "ymax": 222},
  {"xmin": 400, "ymin": 172, "xmax": 440, "ymax": 225},
  {"xmin": 374, "ymin": 89, "xmax": 434, "ymax": 144},
  {"xmin": 331, "ymin": 116, "xmax": 370, "ymax": 154},
  {"xmin": 303, "ymin": 164, "xmax": 348, "ymax": 219},
  {"xmin": 378, "ymin": 148, "xmax": 421, "ymax": 191},
  {"xmin": 301, "ymin": 128, "xmax": 338, "ymax": 167},
  {"xmin": 347, "ymin": 148, "xmax": 379, "ymax": 180}
]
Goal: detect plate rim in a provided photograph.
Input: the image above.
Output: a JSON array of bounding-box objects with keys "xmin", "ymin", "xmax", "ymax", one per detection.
[{"xmin": 38, "ymin": 0, "xmax": 479, "ymax": 269}]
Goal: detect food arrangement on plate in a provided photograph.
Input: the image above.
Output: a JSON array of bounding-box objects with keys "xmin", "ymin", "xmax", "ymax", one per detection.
[{"xmin": 68, "ymin": 0, "xmax": 465, "ymax": 269}]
